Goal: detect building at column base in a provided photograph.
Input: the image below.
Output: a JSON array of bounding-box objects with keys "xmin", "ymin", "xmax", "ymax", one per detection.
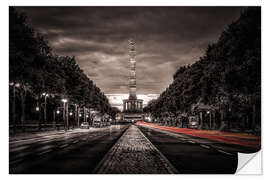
[{"xmin": 122, "ymin": 99, "xmax": 144, "ymax": 122}]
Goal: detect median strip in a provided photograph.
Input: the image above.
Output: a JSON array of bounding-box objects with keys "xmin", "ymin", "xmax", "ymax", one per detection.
[{"xmin": 93, "ymin": 125, "xmax": 178, "ymax": 174}]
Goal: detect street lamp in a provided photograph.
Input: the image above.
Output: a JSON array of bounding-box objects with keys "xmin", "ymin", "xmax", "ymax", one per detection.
[
  {"xmin": 36, "ymin": 106, "xmax": 40, "ymax": 111},
  {"xmin": 55, "ymin": 107, "xmax": 65, "ymax": 130},
  {"xmin": 73, "ymin": 104, "xmax": 80, "ymax": 128},
  {"xmin": 42, "ymin": 93, "xmax": 50, "ymax": 128},
  {"xmin": 9, "ymin": 82, "xmax": 20, "ymax": 134},
  {"xmin": 61, "ymin": 98, "xmax": 68, "ymax": 131},
  {"xmin": 86, "ymin": 114, "xmax": 89, "ymax": 121}
]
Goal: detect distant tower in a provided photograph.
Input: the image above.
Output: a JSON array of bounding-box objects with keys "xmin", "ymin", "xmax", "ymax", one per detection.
[
  {"xmin": 122, "ymin": 38, "xmax": 143, "ymax": 120},
  {"xmin": 128, "ymin": 38, "xmax": 137, "ymax": 100}
]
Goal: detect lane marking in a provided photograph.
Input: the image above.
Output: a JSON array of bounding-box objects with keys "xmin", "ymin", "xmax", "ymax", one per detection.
[
  {"xmin": 200, "ymin": 144, "xmax": 210, "ymax": 149},
  {"xmin": 59, "ymin": 144, "xmax": 69, "ymax": 149},
  {"xmin": 10, "ymin": 126, "xmax": 123, "ymax": 145},
  {"xmin": 11, "ymin": 148, "xmax": 53, "ymax": 164},
  {"xmin": 72, "ymin": 140, "xmax": 79, "ymax": 144},
  {"xmin": 10, "ymin": 158, "xmax": 23, "ymax": 165},
  {"xmin": 188, "ymin": 140, "xmax": 196, "ymax": 144},
  {"xmin": 9, "ymin": 133, "xmax": 65, "ymax": 144},
  {"xmin": 218, "ymin": 150, "xmax": 234, "ymax": 156},
  {"xmin": 38, "ymin": 145, "xmax": 53, "ymax": 151},
  {"xmin": 10, "ymin": 145, "xmax": 30, "ymax": 152},
  {"xmin": 38, "ymin": 149, "xmax": 52, "ymax": 156},
  {"xmin": 10, "ymin": 137, "xmax": 48, "ymax": 144}
]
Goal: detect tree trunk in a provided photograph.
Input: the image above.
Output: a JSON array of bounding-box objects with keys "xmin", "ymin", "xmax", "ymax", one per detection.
[
  {"xmin": 12, "ymin": 86, "xmax": 16, "ymax": 134},
  {"xmin": 77, "ymin": 107, "xmax": 80, "ymax": 127},
  {"xmin": 199, "ymin": 112, "xmax": 203, "ymax": 129},
  {"xmin": 252, "ymin": 105, "xmax": 256, "ymax": 129},
  {"xmin": 20, "ymin": 91, "xmax": 26, "ymax": 132},
  {"xmin": 53, "ymin": 110, "xmax": 56, "ymax": 130},
  {"xmin": 38, "ymin": 97, "xmax": 42, "ymax": 131},
  {"xmin": 84, "ymin": 107, "xmax": 86, "ymax": 122},
  {"xmin": 213, "ymin": 112, "xmax": 216, "ymax": 130},
  {"xmin": 220, "ymin": 110, "xmax": 225, "ymax": 130},
  {"xmin": 63, "ymin": 102, "xmax": 66, "ymax": 131},
  {"xmin": 209, "ymin": 113, "xmax": 212, "ymax": 130},
  {"xmin": 44, "ymin": 96, "xmax": 47, "ymax": 130},
  {"xmin": 66, "ymin": 103, "xmax": 69, "ymax": 130}
]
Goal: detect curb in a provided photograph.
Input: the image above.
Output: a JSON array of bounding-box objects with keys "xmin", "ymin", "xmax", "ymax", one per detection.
[
  {"xmin": 92, "ymin": 125, "xmax": 129, "ymax": 173},
  {"xmin": 138, "ymin": 126, "xmax": 179, "ymax": 174}
]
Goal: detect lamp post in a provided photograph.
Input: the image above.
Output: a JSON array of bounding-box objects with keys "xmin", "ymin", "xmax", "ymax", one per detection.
[
  {"xmin": 55, "ymin": 108, "xmax": 63, "ymax": 130},
  {"xmin": 74, "ymin": 104, "xmax": 78, "ymax": 128},
  {"xmin": 42, "ymin": 93, "xmax": 49, "ymax": 129},
  {"xmin": 69, "ymin": 111, "xmax": 73, "ymax": 129},
  {"xmin": 79, "ymin": 113, "xmax": 82, "ymax": 126},
  {"xmin": 70, "ymin": 104, "xmax": 78, "ymax": 128},
  {"xmin": 83, "ymin": 107, "xmax": 86, "ymax": 122},
  {"xmin": 66, "ymin": 102, "xmax": 69, "ymax": 130},
  {"xmin": 61, "ymin": 99, "xmax": 68, "ymax": 131},
  {"xmin": 36, "ymin": 106, "xmax": 40, "ymax": 112},
  {"xmin": 77, "ymin": 106, "xmax": 81, "ymax": 127},
  {"xmin": 69, "ymin": 111, "xmax": 72, "ymax": 129},
  {"xmin": 207, "ymin": 110, "xmax": 211, "ymax": 129},
  {"xmin": 86, "ymin": 114, "xmax": 89, "ymax": 122},
  {"xmin": 56, "ymin": 109, "xmax": 60, "ymax": 129},
  {"xmin": 9, "ymin": 82, "xmax": 20, "ymax": 134}
]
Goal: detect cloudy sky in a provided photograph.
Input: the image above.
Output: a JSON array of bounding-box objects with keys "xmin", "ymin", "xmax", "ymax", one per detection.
[{"xmin": 17, "ymin": 7, "xmax": 244, "ymax": 95}]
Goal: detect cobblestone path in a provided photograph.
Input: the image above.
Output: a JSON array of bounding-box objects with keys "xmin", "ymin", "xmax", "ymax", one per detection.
[{"xmin": 94, "ymin": 125, "xmax": 178, "ymax": 174}]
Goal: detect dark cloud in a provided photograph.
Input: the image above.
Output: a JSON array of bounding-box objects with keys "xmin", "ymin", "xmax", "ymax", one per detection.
[{"xmin": 16, "ymin": 7, "xmax": 244, "ymax": 94}]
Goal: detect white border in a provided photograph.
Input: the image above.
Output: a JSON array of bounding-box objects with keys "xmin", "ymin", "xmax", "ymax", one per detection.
[
  {"xmin": 1, "ymin": 0, "xmax": 268, "ymax": 180},
  {"xmin": 8, "ymin": 0, "xmax": 262, "ymax": 6}
]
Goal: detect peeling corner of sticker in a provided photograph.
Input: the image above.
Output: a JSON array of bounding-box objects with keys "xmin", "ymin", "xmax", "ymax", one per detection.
[{"xmin": 236, "ymin": 150, "xmax": 262, "ymax": 175}]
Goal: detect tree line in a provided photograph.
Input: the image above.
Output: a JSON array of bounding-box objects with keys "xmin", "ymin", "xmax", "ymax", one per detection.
[
  {"xmin": 9, "ymin": 7, "xmax": 119, "ymax": 132},
  {"xmin": 144, "ymin": 8, "xmax": 261, "ymax": 132}
]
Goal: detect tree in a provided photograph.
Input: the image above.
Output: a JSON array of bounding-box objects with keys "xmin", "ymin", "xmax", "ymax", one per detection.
[
  {"xmin": 9, "ymin": 8, "xmax": 115, "ymax": 132},
  {"xmin": 144, "ymin": 8, "xmax": 261, "ymax": 131}
]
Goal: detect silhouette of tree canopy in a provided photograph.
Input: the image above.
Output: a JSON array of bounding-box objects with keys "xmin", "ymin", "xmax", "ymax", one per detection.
[
  {"xmin": 9, "ymin": 7, "xmax": 116, "ymax": 125},
  {"xmin": 145, "ymin": 8, "xmax": 261, "ymax": 124}
]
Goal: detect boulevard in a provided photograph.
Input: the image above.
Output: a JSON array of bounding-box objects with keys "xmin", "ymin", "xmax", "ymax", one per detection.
[{"xmin": 10, "ymin": 123, "xmax": 259, "ymax": 174}]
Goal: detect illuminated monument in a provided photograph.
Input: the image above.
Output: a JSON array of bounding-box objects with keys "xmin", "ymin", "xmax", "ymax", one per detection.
[{"xmin": 123, "ymin": 38, "xmax": 143, "ymax": 121}]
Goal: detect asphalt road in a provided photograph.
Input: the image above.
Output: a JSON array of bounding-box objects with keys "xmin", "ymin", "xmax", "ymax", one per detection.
[
  {"xmin": 137, "ymin": 125, "xmax": 256, "ymax": 174},
  {"xmin": 9, "ymin": 125, "xmax": 129, "ymax": 174},
  {"xmin": 10, "ymin": 123, "xmax": 259, "ymax": 174}
]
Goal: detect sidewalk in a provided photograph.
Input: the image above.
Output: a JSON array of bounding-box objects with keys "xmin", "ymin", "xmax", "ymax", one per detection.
[
  {"xmin": 93, "ymin": 125, "xmax": 178, "ymax": 174},
  {"xmin": 136, "ymin": 121, "xmax": 261, "ymax": 149}
]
